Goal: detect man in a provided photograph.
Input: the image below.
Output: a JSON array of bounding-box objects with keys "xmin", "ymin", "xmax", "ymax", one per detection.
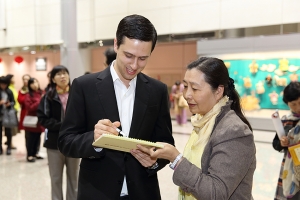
[
  {"xmin": 104, "ymin": 47, "xmax": 117, "ymax": 67},
  {"xmin": 58, "ymin": 14, "xmax": 175, "ymax": 200}
]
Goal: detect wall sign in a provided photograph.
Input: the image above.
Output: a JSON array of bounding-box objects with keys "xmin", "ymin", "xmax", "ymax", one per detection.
[{"xmin": 36, "ymin": 58, "xmax": 47, "ymax": 71}]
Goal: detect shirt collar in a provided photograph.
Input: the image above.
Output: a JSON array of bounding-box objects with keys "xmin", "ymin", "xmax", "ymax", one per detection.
[{"xmin": 110, "ymin": 61, "xmax": 137, "ymax": 87}]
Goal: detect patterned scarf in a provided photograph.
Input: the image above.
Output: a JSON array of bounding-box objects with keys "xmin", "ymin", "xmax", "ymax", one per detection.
[
  {"xmin": 56, "ymin": 85, "xmax": 69, "ymax": 94},
  {"xmin": 178, "ymin": 96, "xmax": 228, "ymax": 200}
]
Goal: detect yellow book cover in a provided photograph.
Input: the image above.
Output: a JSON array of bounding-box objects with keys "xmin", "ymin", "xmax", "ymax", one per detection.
[
  {"xmin": 288, "ymin": 144, "xmax": 300, "ymax": 166},
  {"xmin": 92, "ymin": 134, "xmax": 164, "ymax": 153}
]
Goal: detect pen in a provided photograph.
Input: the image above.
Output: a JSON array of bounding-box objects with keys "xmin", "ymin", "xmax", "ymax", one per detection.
[{"xmin": 115, "ymin": 127, "xmax": 125, "ymax": 137}]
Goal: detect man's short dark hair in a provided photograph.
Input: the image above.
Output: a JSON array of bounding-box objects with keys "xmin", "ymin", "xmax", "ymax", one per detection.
[
  {"xmin": 104, "ymin": 47, "xmax": 117, "ymax": 66},
  {"xmin": 116, "ymin": 14, "xmax": 157, "ymax": 52}
]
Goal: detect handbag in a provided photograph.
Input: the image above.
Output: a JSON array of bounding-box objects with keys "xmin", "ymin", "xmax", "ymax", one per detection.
[
  {"xmin": 23, "ymin": 115, "xmax": 38, "ymax": 128},
  {"xmin": 2, "ymin": 107, "xmax": 18, "ymax": 128},
  {"xmin": 178, "ymin": 95, "xmax": 188, "ymax": 108}
]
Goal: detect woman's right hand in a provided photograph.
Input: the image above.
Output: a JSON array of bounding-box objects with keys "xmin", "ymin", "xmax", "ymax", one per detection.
[{"xmin": 280, "ymin": 136, "xmax": 289, "ymax": 147}]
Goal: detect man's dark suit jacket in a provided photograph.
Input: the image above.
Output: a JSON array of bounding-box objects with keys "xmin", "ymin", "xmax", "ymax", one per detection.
[{"xmin": 58, "ymin": 66, "xmax": 175, "ymax": 200}]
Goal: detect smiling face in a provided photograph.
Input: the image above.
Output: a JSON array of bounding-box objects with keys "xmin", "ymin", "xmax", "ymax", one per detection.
[
  {"xmin": 182, "ymin": 68, "xmax": 224, "ymax": 115},
  {"xmin": 113, "ymin": 37, "xmax": 152, "ymax": 86}
]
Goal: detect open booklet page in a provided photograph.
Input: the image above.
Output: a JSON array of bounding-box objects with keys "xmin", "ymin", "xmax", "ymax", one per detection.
[
  {"xmin": 271, "ymin": 110, "xmax": 285, "ymax": 138},
  {"xmin": 92, "ymin": 134, "xmax": 164, "ymax": 153}
]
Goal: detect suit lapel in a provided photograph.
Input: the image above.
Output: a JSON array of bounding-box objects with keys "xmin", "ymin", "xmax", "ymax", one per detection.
[
  {"xmin": 129, "ymin": 74, "xmax": 149, "ymax": 138},
  {"xmin": 95, "ymin": 67, "xmax": 120, "ymax": 123}
]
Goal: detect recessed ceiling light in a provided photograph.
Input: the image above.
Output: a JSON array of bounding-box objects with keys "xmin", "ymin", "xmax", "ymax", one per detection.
[
  {"xmin": 9, "ymin": 52, "xmax": 13, "ymax": 55},
  {"xmin": 22, "ymin": 46, "xmax": 29, "ymax": 50},
  {"xmin": 31, "ymin": 51, "xmax": 36, "ymax": 54}
]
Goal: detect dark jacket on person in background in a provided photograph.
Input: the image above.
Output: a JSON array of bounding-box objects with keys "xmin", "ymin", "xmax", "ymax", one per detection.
[{"xmin": 37, "ymin": 90, "xmax": 65, "ymax": 149}]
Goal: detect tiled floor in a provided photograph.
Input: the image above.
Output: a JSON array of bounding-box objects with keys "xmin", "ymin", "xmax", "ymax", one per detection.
[{"xmin": 0, "ymin": 120, "xmax": 283, "ymax": 200}]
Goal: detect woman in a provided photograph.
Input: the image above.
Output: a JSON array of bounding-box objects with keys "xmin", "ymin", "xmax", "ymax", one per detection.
[
  {"xmin": 133, "ymin": 57, "xmax": 256, "ymax": 200},
  {"xmin": 24, "ymin": 78, "xmax": 44, "ymax": 162},
  {"xmin": 273, "ymin": 82, "xmax": 300, "ymax": 199},
  {"xmin": 17, "ymin": 74, "xmax": 31, "ymax": 131},
  {"xmin": 172, "ymin": 80, "xmax": 187, "ymax": 125},
  {"xmin": 6, "ymin": 74, "xmax": 20, "ymax": 149},
  {"xmin": 37, "ymin": 65, "xmax": 80, "ymax": 200}
]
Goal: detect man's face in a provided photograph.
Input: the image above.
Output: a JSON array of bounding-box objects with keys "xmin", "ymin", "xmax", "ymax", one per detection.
[{"xmin": 113, "ymin": 37, "xmax": 152, "ymax": 86}]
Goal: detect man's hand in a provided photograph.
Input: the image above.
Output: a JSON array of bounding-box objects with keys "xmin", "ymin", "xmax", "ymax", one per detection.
[
  {"xmin": 94, "ymin": 119, "xmax": 120, "ymax": 141},
  {"xmin": 130, "ymin": 149, "xmax": 157, "ymax": 168}
]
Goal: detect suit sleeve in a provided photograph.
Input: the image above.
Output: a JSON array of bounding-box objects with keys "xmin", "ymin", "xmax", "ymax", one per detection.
[{"xmin": 58, "ymin": 78, "xmax": 104, "ymax": 158}]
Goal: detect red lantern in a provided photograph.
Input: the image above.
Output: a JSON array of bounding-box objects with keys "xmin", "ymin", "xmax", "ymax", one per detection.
[
  {"xmin": 0, "ymin": 58, "xmax": 2, "ymax": 63},
  {"xmin": 14, "ymin": 56, "xmax": 24, "ymax": 64}
]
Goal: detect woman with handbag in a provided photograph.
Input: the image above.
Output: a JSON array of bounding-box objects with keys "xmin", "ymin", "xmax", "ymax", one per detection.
[
  {"xmin": 24, "ymin": 78, "xmax": 44, "ymax": 162},
  {"xmin": 37, "ymin": 65, "xmax": 80, "ymax": 200},
  {"xmin": 0, "ymin": 76, "xmax": 15, "ymax": 155}
]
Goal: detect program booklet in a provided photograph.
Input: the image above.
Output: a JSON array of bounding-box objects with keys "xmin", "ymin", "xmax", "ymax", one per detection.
[
  {"xmin": 92, "ymin": 134, "xmax": 164, "ymax": 153},
  {"xmin": 271, "ymin": 110, "xmax": 286, "ymax": 138}
]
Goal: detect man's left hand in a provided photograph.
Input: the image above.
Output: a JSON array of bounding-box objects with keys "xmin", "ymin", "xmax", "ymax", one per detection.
[{"xmin": 130, "ymin": 149, "xmax": 157, "ymax": 168}]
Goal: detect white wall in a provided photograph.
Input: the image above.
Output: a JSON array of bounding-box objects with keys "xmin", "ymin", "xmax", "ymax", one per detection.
[
  {"xmin": 0, "ymin": 0, "xmax": 61, "ymax": 48},
  {"xmin": 0, "ymin": 0, "xmax": 300, "ymax": 47}
]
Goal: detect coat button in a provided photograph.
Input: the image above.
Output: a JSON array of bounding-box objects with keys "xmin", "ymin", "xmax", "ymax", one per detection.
[
  {"xmin": 118, "ymin": 180, "xmax": 122, "ymax": 184},
  {"xmin": 88, "ymin": 156, "xmax": 95, "ymax": 159}
]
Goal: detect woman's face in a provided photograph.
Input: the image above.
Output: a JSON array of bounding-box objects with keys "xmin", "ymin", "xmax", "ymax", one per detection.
[
  {"xmin": 29, "ymin": 79, "xmax": 39, "ymax": 91},
  {"xmin": 182, "ymin": 68, "xmax": 223, "ymax": 115},
  {"xmin": 52, "ymin": 70, "xmax": 69, "ymax": 89},
  {"xmin": 288, "ymin": 97, "xmax": 300, "ymax": 115},
  {"xmin": 23, "ymin": 75, "xmax": 30, "ymax": 87}
]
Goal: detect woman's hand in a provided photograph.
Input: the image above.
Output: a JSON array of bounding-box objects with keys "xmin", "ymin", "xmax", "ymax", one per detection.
[
  {"xmin": 280, "ymin": 136, "xmax": 289, "ymax": 147},
  {"xmin": 134, "ymin": 142, "xmax": 181, "ymax": 162}
]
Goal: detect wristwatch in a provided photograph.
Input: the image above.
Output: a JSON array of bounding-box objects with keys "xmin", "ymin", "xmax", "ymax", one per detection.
[
  {"xmin": 169, "ymin": 153, "xmax": 183, "ymax": 170},
  {"xmin": 148, "ymin": 162, "xmax": 159, "ymax": 170}
]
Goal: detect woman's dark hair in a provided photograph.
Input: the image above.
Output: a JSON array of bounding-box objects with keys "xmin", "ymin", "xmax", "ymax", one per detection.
[
  {"xmin": 47, "ymin": 65, "xmax": 70, "ymax": 101},
  {"xmin": 186, "ymin": 57, "xmax": 252, "ymax": 131},
  {"xmin": 28, "ymin": 78, "xmax": 42, "ymax": 97},
  {"xmin": 116, "ymin": 14, "xmax": 157, "ymax": 52},
  {"xmin": 283, "ymin": 82, "xmax": 300, "ymax": 104}
]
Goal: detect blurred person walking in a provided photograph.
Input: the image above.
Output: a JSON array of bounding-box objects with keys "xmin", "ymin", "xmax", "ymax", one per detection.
[
  {"xmin": 37, "ymin": 65, "xmax": 80, "ymax": 200},
  {"xmin": 172, "ymin": 80, "xmax": 187, "ymax": 125},
  {"xmin": 6, "ymin": 74, "xmax": 20, "ymax": 149},
  {"xmin": 0, "ymin": 76, "xmax": 15, "ymax": 155}
]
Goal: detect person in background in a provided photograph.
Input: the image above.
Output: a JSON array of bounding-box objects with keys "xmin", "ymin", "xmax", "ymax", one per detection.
[
  {"xmin": 0, "ymin": 76, "xmax": 15, "ymax": 155},
  {"xmin": 171, "ymin": 80, "xmax": 187, "ymax": 125},
  {"xmin": 273, "ymin": 82, "xmax": 300, "ymax": 199},
  {"xmin": 6, "ymin": 74, "xmax": 20, "ymax": 149},
  {"xmin": 103, "ymin": 47, "xmax": 117, "ymax": 67},
  {"xmin": 37, "ymin": 65, "xmax": 80, "ymax": 200},
  {"xmin": 135, "ymin": 57, "xmax": 256, "ymax": 200},
  {"xmin": 58, "ymin": 14, "xmax": 174, "ymax": 200},
  {"xmin": 17, "ymin": 74, "xmax": 31, "ymax": 131},
  {"xmin": 24, "ymin": 78, "xmax": 44, "ymax": 162},
  {"xmin": 45, "ymin": 71, "xmax": 52, "ymax": 92}
]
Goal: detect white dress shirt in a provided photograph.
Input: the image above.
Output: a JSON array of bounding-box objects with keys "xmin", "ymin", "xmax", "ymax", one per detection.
[{"xmin": 111, "ymin": 62, "xmax": 136, "ymax": 196}]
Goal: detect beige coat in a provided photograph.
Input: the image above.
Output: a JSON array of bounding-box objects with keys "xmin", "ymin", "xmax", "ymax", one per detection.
[{"xmin": 173, "ymin": 102, "xmax": 256, "ymax": 200}]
